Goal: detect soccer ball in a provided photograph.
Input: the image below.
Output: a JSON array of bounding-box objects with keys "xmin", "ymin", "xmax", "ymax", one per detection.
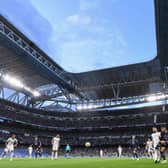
[{"xmin": 85, "ymin": 142, "xmax": 91, "ymax": 148}]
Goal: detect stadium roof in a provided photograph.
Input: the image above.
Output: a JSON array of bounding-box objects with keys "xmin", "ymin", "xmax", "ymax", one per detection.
[
  {"xmin": 0, "ymin": 0, "xmax": 167, "ymax": 101},
  {"xmin": 0, "ymin": 16, "xmax": 82, "ymax": 98}
]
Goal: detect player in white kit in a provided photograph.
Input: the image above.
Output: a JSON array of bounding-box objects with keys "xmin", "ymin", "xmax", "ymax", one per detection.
[
  {"xmin": 100, "ymin": 149, "xmax": 104, "ymax": 158},
  {"xmin": 146, "ymin": 138, "xmax": 153, "ymax": 159},
  {"xmin": 6, "ymin": 134, "xmax": 18, "ymax": 161},
  {"xmin": 118, "ymin": 145, "xmax": 122, "ymax": 158},
  {"xmin": 151, "ymin": 127, "xmax": 160, "ymax": 163},
  {"xmin": 51, "ymin": 134, "xmax": 60, "ymax": 160},
  {"xmin": 28, "ymin": 145, "xmax": 33, "ymax": 158}
]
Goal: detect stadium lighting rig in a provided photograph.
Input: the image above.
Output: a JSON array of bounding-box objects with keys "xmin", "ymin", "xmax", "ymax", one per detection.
[
  {"xmin": 146, "ymin": 95, "xmax": 158, "ymax": 102},
  {"xmin": 146, "ymin": 94, "xmax": 167, "ymax": 102},
  {"xmin": 77, "ymin": 104, "xmax": 101, "ymax": 110},
  {"xmin": 77, "ymin": 93, "xmax": 168, "ymax": 111},
  {"xmin": 1, "ymin": 73, "xmax": 41, "ymax": 97}
]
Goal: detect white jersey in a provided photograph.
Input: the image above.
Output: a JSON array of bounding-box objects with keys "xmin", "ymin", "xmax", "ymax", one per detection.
[
  {"xmin": 28, "ymin": 146, "xmax": 33, "ymax": 153},
  {"xmin": 52, "ymin": 137, "xmax": 60, "ymax": 151},
  {"xmin": 151, "ymin": 132, "xmax": 160, "ymax": 148},
  {"xmin": 118, "ymin": 147, "xmax": 122, "ymax": 154},
  {"xmin": 146, "ymin": 141, "xmax": 153, "ymax": 152},
  {"xmin": 6, "ymin": 137, "xmax": 18, "ymax": 152},
  {"xmin": 100, "ymin": 150, "xmax": 103, "ymax": 157}
]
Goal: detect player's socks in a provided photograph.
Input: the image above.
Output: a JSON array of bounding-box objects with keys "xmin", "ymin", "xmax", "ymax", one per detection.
[
  {"xmin": 66, "ymin": 153, "xmax": 70, "ymax": 159},
  {"xmin": 160, "ymin": 151, "xmax": 166, "ymax": 161},
  {"xmin": 153, "ymin": 151, "xmax": 157, "ymax": 161},
  {"xmin": 51, "ymin": 152, "xmax": 54, "ymax": 160},
  {"xmin": 55, "ymin": 152, "xmax": 58, "ymax": 159},
  {"xmin": 10, "ymin": 151, "xmax": 14, "ymax": 161}
]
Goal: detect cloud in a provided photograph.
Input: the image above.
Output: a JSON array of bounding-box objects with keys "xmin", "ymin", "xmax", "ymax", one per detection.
[
  {"xmin": 51, "ymin": 18, "xmax": 128, "ymax": 72},
  {"xmin": 57, "ymin": 36, "xmax": 127, "ymax": 72},
  {"xmin": 79, "ymin": 0, "xmax": 118, "ymax": 11},
  {"xmin": 66, "ymin": 14, "xmax": 92, "ymax": 25},
  {"xmin": 79, "ymin": 0, "xmax": 99, "ymax": 11}
]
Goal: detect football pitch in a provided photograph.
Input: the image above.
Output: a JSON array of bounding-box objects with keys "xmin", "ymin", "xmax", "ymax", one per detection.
[{"xmin": 0, "ymin": 158, "xmax": 167, "ymax": 168}]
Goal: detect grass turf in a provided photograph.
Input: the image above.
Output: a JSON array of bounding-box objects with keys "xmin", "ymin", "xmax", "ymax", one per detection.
[{"xmin": 0, "ymin": 158, "xmax": 167, "ymax": 168}]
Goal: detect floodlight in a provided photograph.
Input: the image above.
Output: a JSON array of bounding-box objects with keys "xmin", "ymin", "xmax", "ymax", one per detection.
[
  {"xmin": 82, "ymin": 105, "xmax": 88, "ymax": 110},
  {"xmin": 88, "ymin": 104, "xmax": 93, "ymax": 109},
  {"xmin": 157, "ymin": 94, "xmax": 166, "ymax": 100},
  {"xmin": 77, "ymin": 105, "xmax": 82, "ymax": 110},
  {"xmin": 32, "ymin": 90, "xmax": 41, "ymax": 97},
  {"xmin": 146, "ymin": 95, "xmax": 157, "ymax": 102},
  {"xmin": 3, "ymin": 74, "xmax": 24, "ymax": 88}
]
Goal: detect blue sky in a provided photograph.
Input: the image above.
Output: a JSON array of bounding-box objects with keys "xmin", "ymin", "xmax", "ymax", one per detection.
[{"xmin": 0, "ymin": 0, "xmax": 156, "ymax": 73}]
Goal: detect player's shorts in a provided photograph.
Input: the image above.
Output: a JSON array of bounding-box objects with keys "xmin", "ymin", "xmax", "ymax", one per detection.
[
  {"xmin": 148, "ymin": 148, "xmax": 153, "ymax": 153},
  {"xmin": 4, "ymin": 148, "xmax": 8, "ymax": 153},
  {"xmin": 52, "ymin": 145, "xmax": 59, "ymax": 151},
  {"xmin": 35, "ymin": 147, "xmax": 41, "ymax": 152},
  {"xmin": 29, "ymin": 150, "xmax": 33, "ymax": 154},
  {"xmin": 7, "ymin": 145, "xmax": 14, "ymax": 152},
  {"xmin": 160, "ymin": 143, "xmax": 168, "ymax": 149}
]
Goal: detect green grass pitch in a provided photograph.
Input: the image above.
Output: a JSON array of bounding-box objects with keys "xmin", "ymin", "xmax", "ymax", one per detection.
[{"xmin": 0, "ymin": 158, "xmax": 167, "ymax": 168}]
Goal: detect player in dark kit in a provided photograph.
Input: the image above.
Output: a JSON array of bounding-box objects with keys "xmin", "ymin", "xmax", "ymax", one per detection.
[
  {"xmin": 159, "ymin": 126, "xmax": 168, "ymax": 164},
  {"xmin": 131, "ymin": 135, "xmax": 139, "ymax": 160},
  {"xmin": 34, "ymin": 137, "xmax": 42, "ymax": 158},
  {"xmin": 65, "ymin": 144, "xmax": 71, "ymax": 158},
  {"xmin": 133, "ymin": 147, "xmax": 139, "ymax": 160}
]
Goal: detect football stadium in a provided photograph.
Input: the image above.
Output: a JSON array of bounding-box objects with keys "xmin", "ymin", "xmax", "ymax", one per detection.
[{"xmin": 0, "ymin": 0, "xmax": 168, "ymax": 167}]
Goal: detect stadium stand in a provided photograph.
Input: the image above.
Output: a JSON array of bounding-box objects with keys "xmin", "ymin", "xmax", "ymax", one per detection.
[{"xmin": 0, "ymin": 99, "xmax": 167, "ymax": 149}]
